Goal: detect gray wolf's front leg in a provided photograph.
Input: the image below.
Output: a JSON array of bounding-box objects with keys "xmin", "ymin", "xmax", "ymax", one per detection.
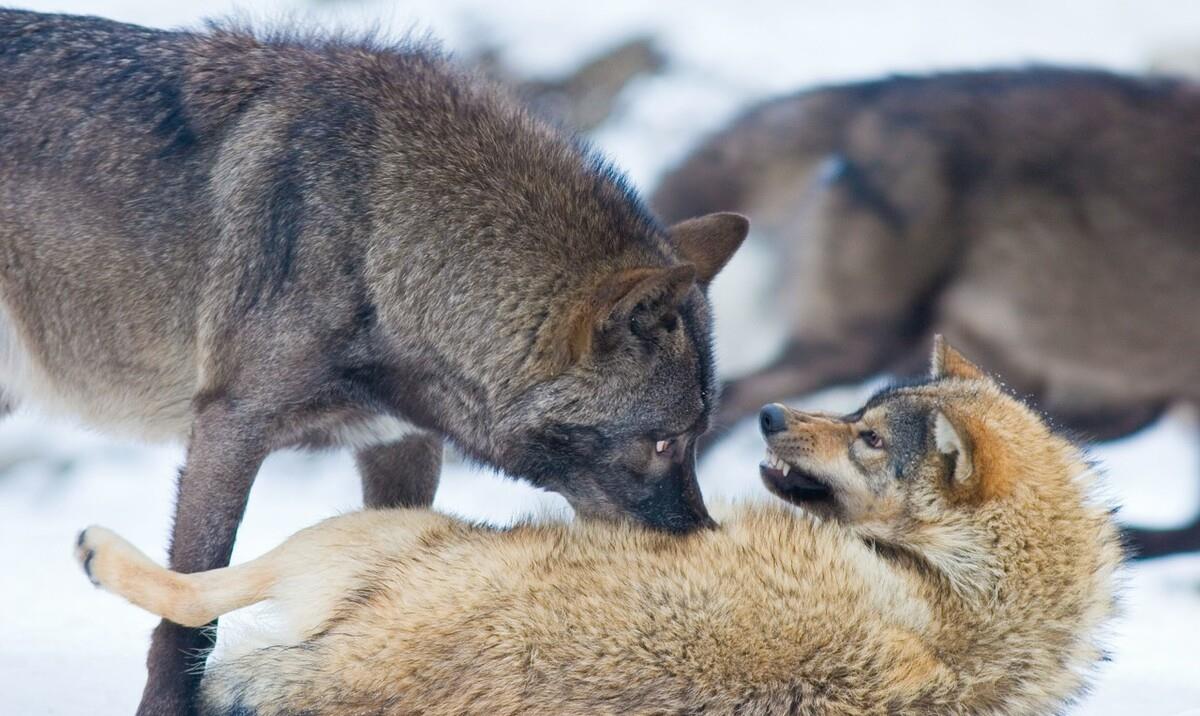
[{"xmin": 136, "ymin": 398, "xmax": 268, "ymax": 716}]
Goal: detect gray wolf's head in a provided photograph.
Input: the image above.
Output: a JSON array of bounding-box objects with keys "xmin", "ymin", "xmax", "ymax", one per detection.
[{"xmin": 501, "ymin": 213, "xmax": 748, "ymax": 533}]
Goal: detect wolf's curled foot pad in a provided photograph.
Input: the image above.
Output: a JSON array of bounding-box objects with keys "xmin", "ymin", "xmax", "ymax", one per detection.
[{"xmin": 74, "ymin": 526, "xmax": 123, "ymax": 589}]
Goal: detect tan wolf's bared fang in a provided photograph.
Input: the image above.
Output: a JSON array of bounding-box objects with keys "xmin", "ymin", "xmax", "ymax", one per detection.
[
  {"xmin": 79, "ymin": 338, "xmax": 1124, "ymax": 715},
  {"xmin": 0, "ymin": 9, "xmax": 747, "ymax": 712}
]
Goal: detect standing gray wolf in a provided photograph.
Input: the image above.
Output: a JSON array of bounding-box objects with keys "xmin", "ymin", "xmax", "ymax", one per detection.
[
  {"xmin": 0, "ymin": 9, "xmax": 747, "ymax": 713},
  {"xmin": 652, "ymin": 68, "xmax": 1200, "ymax": 558},
  {"xmin": 78, "ymin": 338, "xmax": 1123, "ymax": 715}
]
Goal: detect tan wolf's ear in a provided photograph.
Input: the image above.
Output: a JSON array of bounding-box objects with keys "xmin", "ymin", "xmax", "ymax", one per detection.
[
  {"xmin": 669, "ymin": 212, "xmax": 749, "ymax": 284},
  {"xmin": 933, "ymin": 410, "xmax": 975, "ymax": 484},
  {"xmin": 557, "ymin": 264, "xmax": 696, "ymax": 367},
  {"xmin": 930, "ymin": 335, "xmax": 986, "ymax": 380}
]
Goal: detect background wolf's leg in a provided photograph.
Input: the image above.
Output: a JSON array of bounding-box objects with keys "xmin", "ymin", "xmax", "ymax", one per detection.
[
  {"xmin": 1124, "ymin": 521, "xmax": 1200, "ymax": 559},
  {"xmin": 1116, "ymin": 419, "xmax": 1200, "ymax": 560},
  {"xmin": 356, "ymin": 432, "xmax": 443, "ymax": 509},
  {"xmin": 138, "ymin": 400, "xmax": 268, "ymax": 716},
  {"xmin": 1051, "ymin": 405, "xmax": 1166, "ymax": 442},
  {"xmin": 701, "ymin": 338, "xmax": 896, "ymax": 456},
  {"xmin": 1045, "ymin": 401, "xmax": 1199, "ymax": 559}
]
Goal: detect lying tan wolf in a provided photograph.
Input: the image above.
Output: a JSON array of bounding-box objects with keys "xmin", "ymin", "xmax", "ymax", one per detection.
[{"xmin": 77, "ymin": 338, "xmax": 1122, "ymax": 715}]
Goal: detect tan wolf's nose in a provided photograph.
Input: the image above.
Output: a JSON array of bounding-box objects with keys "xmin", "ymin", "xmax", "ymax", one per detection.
[{"xmin": 760, "ymin": 404, "xmax": 788, "ymax": 436}]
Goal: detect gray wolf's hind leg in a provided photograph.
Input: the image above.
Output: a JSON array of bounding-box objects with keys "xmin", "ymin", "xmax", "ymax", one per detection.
[{"xmin": 356, "ymin": 431, "xmax": 443, "ymax": 509}]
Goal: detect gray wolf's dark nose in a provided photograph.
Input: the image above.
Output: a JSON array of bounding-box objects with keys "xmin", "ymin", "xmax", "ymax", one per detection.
[{"xmin": 759, "ymin": 404, "xmax": 788, "ymax": 436}]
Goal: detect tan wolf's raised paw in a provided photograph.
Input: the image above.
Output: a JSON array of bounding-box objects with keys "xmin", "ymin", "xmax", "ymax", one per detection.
[
  {"xmin": 75, "ymin": 527, "xmax": 100, "ymax": 587},
  {"xmin": 75, "ymin": 525, "xmax": 144, "ymax": 593}
]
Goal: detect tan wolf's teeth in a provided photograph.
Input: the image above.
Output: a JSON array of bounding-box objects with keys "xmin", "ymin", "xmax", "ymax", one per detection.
[
  {"xmin": 766, "ymin": 452, "xmax": 787, "ymax": 472},
  {"xmin": 655, "ymin": 440, "xmax": 669, "ymax": 454},
  {"xmin": 782, "ymin": 464, "xmax": 791, "ymax": 477}
]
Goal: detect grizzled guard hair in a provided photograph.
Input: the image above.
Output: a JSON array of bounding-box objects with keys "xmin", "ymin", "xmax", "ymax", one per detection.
[{"xmin": 0, "ymin": 9, "xmax": 747, "ymax": 714}]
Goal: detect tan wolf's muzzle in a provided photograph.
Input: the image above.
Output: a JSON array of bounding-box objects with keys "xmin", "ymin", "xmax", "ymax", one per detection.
[
  {"xmin": 757, "ymin": 403, "xmax": 842, "ymax": 506},
  {"xmin": 759, "ymin": 403, "xmax": 847, "ymax": 440}
]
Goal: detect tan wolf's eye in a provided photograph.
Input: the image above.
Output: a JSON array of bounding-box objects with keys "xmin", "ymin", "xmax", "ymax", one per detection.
[{"xmin": 859, "ymin": 430, "xmax": 884, "ymax": 449}]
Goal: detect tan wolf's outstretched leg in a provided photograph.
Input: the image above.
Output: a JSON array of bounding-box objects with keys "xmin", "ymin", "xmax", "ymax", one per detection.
[{"xmin": 76, "ymin": 526, "xmax": 279, "ymax": 628}]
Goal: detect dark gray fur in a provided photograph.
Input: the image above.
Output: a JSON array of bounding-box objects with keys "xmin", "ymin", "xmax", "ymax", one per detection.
[{"xmin": 0, "ymin": 10, "xmax": 746, "ymax": 714}]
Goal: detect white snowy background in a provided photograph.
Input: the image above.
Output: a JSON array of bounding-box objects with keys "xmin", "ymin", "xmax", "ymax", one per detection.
[{"xmin": 2, "ymin": 1, "xmax": 1199, "ymax": 714}]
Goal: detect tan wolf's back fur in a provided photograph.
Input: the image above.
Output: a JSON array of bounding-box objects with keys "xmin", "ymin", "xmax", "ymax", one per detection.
[{"xmin": 79, "ymin": 341, "xmax": 1123, "ymax": 715}]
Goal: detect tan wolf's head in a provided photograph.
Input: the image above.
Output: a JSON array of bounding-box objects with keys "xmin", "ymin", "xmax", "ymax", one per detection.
[{"xmin": 757, "ymin": 336, "xmax": 1107, "ymax": 586}]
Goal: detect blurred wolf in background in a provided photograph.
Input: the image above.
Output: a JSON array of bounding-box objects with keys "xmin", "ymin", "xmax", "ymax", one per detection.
[
  {"xmin": 653, "ymin": 68, "xmax": 1200, "ymax": 558},
  {"xmin": 0, "ymin": 8, "xmax": 746, "ymax": 713},
  {"xmin": 75, "ymin": 338, "xmax": 1122, "ymax": 716},
  {"xmin": 479, "ymin": 35, "xmax": 665, "ymax": 132}
]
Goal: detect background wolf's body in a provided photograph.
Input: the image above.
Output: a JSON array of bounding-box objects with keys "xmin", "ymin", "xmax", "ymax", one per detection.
[
  {"xmin": 0, "ymin": 9, "xmax": 744, "ymax": 712},
  {"xmin": 653, "ymin": 68, "xmax": 1200, "ymax": 555}
]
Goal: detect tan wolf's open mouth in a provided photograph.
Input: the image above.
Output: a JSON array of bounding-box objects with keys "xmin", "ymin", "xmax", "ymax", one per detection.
[{"xmin": 760, "ymin": 449, "xmax": 834, "ymax": 505}]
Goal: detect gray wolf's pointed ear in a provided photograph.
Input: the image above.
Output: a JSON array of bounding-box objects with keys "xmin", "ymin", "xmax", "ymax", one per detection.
[
  {"xmin": 669, "ymin": 212, "xmax": 749, "ymax": 284},
  {"xmin": 555, "ymin": 264, "xmax": 696, "ymax": 369},
  {"xmin": 933, "ymin": 410, "xmax": 975, "ymax": 484},
  {"xmin": 930, "ymin": 335, "xmax": 986, "ymax": 380},
  {"xmin": 606, "ymin": 264, "xmax": 696, "ymax": 323}
]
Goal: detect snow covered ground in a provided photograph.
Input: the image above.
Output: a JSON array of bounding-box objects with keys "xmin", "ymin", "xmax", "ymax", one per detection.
[{"xmin": 2, "ymin": 1, "xmax": 1199, "ymax": 713}]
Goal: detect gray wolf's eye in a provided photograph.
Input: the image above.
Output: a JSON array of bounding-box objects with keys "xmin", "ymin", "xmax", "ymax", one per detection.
[{"xmin": 859, "ymin": 430, "xmax": 884, "ymax": 450}]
